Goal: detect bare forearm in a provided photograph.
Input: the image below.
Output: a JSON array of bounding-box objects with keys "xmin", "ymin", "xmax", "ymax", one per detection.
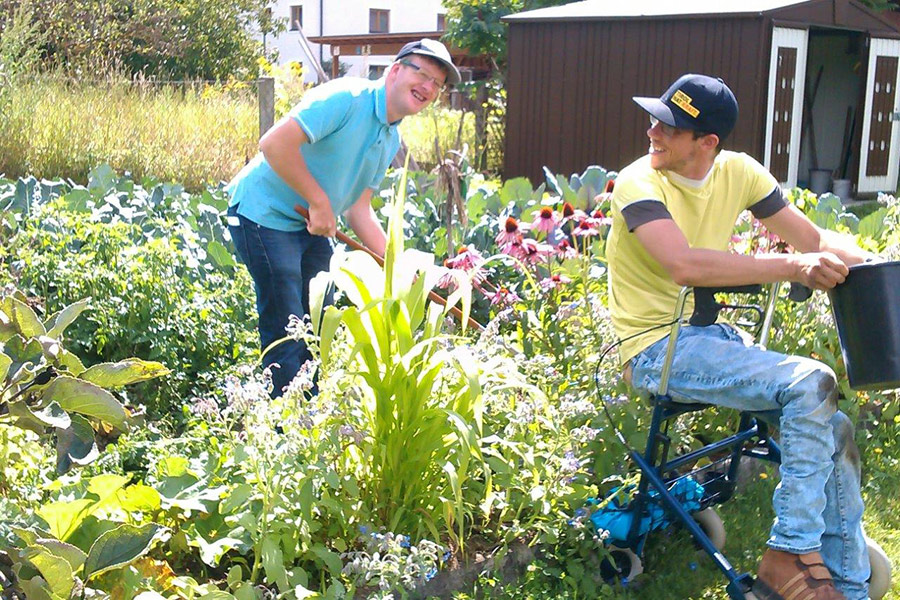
[
  {"xmin": 347, "ymin": 208, "xmax": 386, "ymax": 256},
  {"xmin": 669, "ymin": 249, "xmax": 798, "ymax": 287},
  {"xmin": 817, "ymin": 229, "xmax": 875, "ymax": 266}
]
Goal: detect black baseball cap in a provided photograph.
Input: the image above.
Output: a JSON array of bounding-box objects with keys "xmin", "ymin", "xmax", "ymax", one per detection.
[
  {"xmin": 395, "ymin": 39, "xmax": 461, "ymax": 86},
  {"xmin": 633, "ymin": 74, "xmax": 739, "ymax": 140}
]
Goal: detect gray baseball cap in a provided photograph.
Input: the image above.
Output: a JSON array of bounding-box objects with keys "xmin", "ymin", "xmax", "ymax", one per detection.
[{"xmin": 395, "ymin": 39, "xmax": 461, "ymax": 86}]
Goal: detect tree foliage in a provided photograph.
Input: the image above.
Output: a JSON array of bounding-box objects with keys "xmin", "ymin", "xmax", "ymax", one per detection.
[
  {"xmin": 0, "ymin": 0, "xmax": 284, "ymax": 79},
  {"xmin": 442, "ymin": 0, "xmax": 574, "ymax": 69}
]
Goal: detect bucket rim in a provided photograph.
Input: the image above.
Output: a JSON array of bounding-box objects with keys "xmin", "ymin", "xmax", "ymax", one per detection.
[{"xmin": 847, "ymin": 259, "xmax": 900, "ymax": 274}]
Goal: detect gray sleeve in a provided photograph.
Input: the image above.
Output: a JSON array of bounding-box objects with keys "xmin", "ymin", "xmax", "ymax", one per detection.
[
  {"xmin": 621, "ymin": 200, "xmax": 672, "ymax": 232},
  {"xmin": 748, "ymin": 186, "xmax": 787, "ymax": 219}
]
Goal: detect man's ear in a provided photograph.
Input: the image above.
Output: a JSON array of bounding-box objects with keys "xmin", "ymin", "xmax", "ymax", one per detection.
[{"xmin": 700, "ymin": 133, "xmax": 721, "ymax": 151}]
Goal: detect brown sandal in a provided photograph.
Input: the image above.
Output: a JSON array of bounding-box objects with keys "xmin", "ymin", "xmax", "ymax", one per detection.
[{"xmin": 752, "ymin": 549, "xmax": 846, "ymax": 600}]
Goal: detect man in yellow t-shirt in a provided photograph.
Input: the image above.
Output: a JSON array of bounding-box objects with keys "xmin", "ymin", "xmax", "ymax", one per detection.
[{"xmin": 608, "ymin": 74, "xmax": 877, "ymax": 600}]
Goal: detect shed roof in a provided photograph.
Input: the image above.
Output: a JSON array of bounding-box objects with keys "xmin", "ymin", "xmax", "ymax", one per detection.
[{"xmin": 504, "ymin": 0, "xmax": 842, "ymax": 21}]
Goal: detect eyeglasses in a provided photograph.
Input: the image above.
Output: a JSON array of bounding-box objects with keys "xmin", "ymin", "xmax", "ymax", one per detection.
[
  {"xmin": 649, "ymin": 116, "xmax": 678, "ymax": 137},
  {"xmin": 399, "ymin": 59, "xmax": 447, "ymax": 93}
]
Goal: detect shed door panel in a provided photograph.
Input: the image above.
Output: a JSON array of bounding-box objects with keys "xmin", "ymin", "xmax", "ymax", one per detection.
[
  {"xmin": 858, "ymin": 38, "xmax": 900, "ymax": 193},
  {"xmin": 765, "ymin": 28, "xmax": 808, "ymax": 188}
]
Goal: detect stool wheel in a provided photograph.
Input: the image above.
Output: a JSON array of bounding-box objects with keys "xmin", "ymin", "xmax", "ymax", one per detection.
[
  {"xmin": 867, "ymin": 535, "xmax": 893, "ymax": 600},
  {"xmin": 600, "ymin": 546, "xmax": 643, "ymax": 584},
  {"xmin": 693, "ymin": 507, "xmax": 726, "ymax": 550}
]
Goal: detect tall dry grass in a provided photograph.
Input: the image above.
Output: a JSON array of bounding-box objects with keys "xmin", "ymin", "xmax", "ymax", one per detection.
[
  {"xmin": 0, "ymin": 75, "xmax": 259, "ymax": 190},
  {"xmin": 0, "ymin": 71, "xmax": 482, "ymax": 189}
]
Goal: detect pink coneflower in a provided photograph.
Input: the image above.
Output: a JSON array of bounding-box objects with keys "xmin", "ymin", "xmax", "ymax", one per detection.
[
  {"xmin": 573, "ymin": 218, "xmax": 601, "ymax": 237},
  {"xmin": 555, "ymin": 239, "xmax": 579, "ymax": 259},
  {"xmin": 446, "ymin": 245, "xmax": 485, "ymax": 271},
  {"xmin": 485, "ymin": 286, "xmax": 521, "ymax": 307},
  {"xmin": 591, "ymin": 209, "xmax": 612, "ymax": 226},
  {"xmin": 435, "ymin": 266, "xmax": 458, "ymax": 290},
  {"xmin": 562, "ymin": 202, "xmax": 575, "ymax": 219},
  {"xmin": 520, "ymin": 238, "xmax": 554, "ymax": 264},
  {"xmin": 496, "ymin": 216, "xmax": 525, "ymax": 246},
  {"xmin": 539, "ymin": 273, "xmax": 572, "ymax": 291},
  {"xmin": 501, "ymin": 240, "xmax": 526, "ymax": 260},
  {"xmin": 531, "ymin": 206, "xmax": 559, "ymax": 234}
]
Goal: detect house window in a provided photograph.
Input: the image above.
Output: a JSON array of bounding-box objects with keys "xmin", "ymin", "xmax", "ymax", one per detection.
[
  {"xmin": 290, "ymin": 5, "xmax": 302, "ymax": 31},
  {"xmin": 370, "ymin": 9, "xmax": 389, "ymax": 33},
  {"xmin": 437, "ymin": 14, "xmax": 446, "ymax": 31}
]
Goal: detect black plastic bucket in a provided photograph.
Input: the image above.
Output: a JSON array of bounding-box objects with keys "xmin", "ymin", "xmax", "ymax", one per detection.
[{"xmin": 828, "ymin": 260, "xmax": 900, "ymax": 390}]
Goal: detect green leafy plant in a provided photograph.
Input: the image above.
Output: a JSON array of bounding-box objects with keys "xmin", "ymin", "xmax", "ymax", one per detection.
[
  {"xmin": 0, "ymin": 288, "xmax": 168, "ymax": 473},
  {"xmin": 1, "ymin": 167, "xmax": 256, "ymax": 415},
  {"xmin": 8, "ymin": 474, "xmax": 166, "ymax": 599}
]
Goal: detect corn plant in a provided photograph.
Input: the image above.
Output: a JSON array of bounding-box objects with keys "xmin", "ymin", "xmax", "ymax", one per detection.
[{"xmin": 312, "ymin": 167, "xmax": 487, "ymax": 548}]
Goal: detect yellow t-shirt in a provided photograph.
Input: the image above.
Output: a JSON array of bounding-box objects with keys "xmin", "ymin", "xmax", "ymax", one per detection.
[{"xmin": 608, "ymin": 151, "xmax": 778, "ymax": 365}]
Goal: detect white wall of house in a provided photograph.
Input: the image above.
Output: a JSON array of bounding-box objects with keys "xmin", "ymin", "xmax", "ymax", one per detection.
[{"xmin": 264, "ymin": 0, "xmax": 447, "ymax": 82}]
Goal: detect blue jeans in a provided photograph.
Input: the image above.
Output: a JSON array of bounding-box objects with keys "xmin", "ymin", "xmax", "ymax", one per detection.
[
  {"xmin": 228, "ymin": 205, "xmax": 333, "ymax": 397},
  {"xmin": 630, "ymin": 324, "xmax": 869, "ymax": 599}
]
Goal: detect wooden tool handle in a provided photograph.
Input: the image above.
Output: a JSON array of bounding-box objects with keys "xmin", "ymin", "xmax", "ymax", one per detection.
[{"xmin": 293, "ymin": 205, "xmax": 483, "ymax": 331}]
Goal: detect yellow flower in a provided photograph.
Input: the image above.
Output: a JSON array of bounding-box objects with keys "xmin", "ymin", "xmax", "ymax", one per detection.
[
  {"xmin": 759, "ymin": 472, "xmax": 768, "ymax": 479},
  {"xmin": 875, "ymin": 448, "xmax": 884, "ymax": 454}
]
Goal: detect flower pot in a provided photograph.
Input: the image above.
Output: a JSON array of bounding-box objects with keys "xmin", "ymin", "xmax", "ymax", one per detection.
[
  {"xmin": 828, "ymin": 261, "xmax": 900, "ymax": 390},
  {"xmin": 832, "ymin": 178, "xmax": 852, "ymax": 201}
]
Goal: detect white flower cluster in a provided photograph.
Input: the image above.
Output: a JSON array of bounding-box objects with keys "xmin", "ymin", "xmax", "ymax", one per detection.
[{"xmin": 341, "ymin": 530, "xmax": 447, "ymax": 595}]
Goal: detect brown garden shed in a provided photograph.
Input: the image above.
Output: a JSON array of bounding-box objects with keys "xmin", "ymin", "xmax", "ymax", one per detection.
[{"xmin": 502, "ymin": 0, "xmax": 900, "ymax": 197}]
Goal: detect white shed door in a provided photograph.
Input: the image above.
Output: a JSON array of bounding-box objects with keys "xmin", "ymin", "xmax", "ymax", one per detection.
[
  {"xmin": 858, "ymin": 38, "xmax": 900, "ymax": 194},
  {"xmin": 764, "ymin": 27, "xmax": 808, "ymax": 187}
]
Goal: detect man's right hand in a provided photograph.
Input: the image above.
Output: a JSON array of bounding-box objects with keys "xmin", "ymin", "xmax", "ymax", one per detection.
[
  {"xmin": 794, "ymin": 252, "xmax": 849, "ymax": 290},
  {"xmin": 302, "ymin": 201, "xmax": 336, "ymax": 237}
]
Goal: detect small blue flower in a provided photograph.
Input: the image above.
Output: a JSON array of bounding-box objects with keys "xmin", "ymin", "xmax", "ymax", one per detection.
[
  {"xmin": 359, "ymin": 525, "xmax": 370, "ymax": 535},
  {"xmin": 425, "ymin": 567, "xmax": 438, "ymax": 581}
]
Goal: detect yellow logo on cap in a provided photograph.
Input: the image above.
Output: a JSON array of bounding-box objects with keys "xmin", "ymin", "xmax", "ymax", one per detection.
[{"xmin": 672, "ymin": 90, "xmax": 700, "ymax": 118}]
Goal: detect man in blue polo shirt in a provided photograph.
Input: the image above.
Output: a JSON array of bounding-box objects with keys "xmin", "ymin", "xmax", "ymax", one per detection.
[{"xmin": 227, "ymin": 39, "xmax": 460, "ymax": 397}]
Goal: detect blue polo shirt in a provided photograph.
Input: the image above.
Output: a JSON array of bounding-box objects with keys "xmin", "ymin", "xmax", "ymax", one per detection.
[{"xmin": 226, "ymin": 77, "xmax": 401, "ymax": 232}]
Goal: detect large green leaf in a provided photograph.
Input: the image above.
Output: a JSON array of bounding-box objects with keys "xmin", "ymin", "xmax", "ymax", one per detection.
[
  {"xmin": 37, "ymin": 499, "xmax": 94, "ymax": 542},
  {"xmin": 32, "ymin": 402, "xmax": 71, "ymax": 429},
  {"xmin": 43, "ymin": 299, "xmax": 90, "ymax": 340},
  {"xmin": 0, "ymin": 308, "xmax": 14, "ymax": 342},
  {"xmin": 22, "ymin": 546, "xmax": 74, "ymax": 598},
  {"xmin": 260, "ymin": 535, "xmax": 289, "ymax": 590},
  {"xmin": 56, "ymin": 414, "xmax": 99, "ymax": 473},
  {"xmin": 34, "ymin": 539, "xmax": 87, "ymax": 571},
  {"xmin": 0, "ymin": 296, "xmax": 45, "ymax": 338},
  {"xmin": 83, "ymin": 522, "xmax": 163, "ymax": 580},
  {"xmin": 117, "ymin": 483, "xmax": 162, "ymax": 513},
  {"xmin": 16, "ymin": 576, "xmax": 57, "ymax": 600},
  {"xmin": 86, "ymin": 474, "xmax": 132, "ymax": 506},
  {"xmin": 206, "ymin": 240, "xmax": 236, "ymax": 271},
  {"xmin": 43, "ymin": 376, "xmax": 127, "ymax": 429},
  {"xmin": 79, "ymin": 359, "xmax": 170, "ymax": 388},
  {"xmin": 309, "ymin": 544, "xmax": 342, "ymax": 575},
  {"xmin": 0, "ymin": 343, "xmax": 10, "ymax": 383}
]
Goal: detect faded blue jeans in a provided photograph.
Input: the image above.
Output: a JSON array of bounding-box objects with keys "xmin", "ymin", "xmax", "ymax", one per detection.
[
  {"xmin": 228, "ymin": 205, "xmax": 334, "ymax": 397},
  {"xmin": 630, "ymin": 324, "xmax": 869, "ymax": 600}
]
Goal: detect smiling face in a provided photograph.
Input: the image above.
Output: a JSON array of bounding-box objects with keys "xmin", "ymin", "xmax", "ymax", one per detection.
[
  {"xmin": 385, "ymin": 56, "xmax": 447, "ymax": 123},
  {"xmin": 647, "ymin": 118, "xmax": 719, "ymax": 179}
]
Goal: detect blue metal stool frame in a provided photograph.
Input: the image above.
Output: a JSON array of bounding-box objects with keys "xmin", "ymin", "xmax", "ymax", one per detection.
[{"xmin": 596, "ymin": 283, "xmax": 784, "ymax": 599}]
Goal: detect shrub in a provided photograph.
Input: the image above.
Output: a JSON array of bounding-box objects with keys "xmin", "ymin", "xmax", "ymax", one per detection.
[{"xmin": 0, "ymin": 167, "xmax": 257, "ymax": 416}]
